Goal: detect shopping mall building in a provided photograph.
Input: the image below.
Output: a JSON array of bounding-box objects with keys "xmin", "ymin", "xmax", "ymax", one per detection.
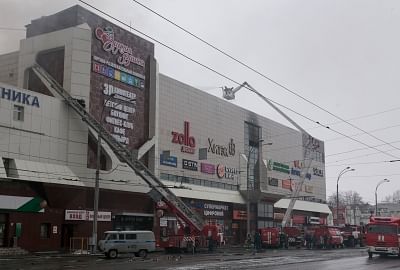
[{"xmin": 0, "ymin": 6, "xmax": 330, "ymax": 251}]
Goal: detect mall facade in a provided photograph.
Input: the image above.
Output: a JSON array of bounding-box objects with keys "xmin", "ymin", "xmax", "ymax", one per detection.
[{"xmin": 0, "ymin": 6, "xmax": 329, "ymax": 251}]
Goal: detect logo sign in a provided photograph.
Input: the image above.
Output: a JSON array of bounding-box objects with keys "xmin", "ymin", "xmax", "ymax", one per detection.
[
  {"xmin": 182, "ymin": 159, "xmax": 198, "ymax": 171},
  {"xmin": 303, "ymin": 134, "xmax": 325, "ymax": 162},
  {"xmin": 1, "ymin": 87, "xmax": 40, "ymax": 108},
  {"xmin": 201, "ymin": 163, "xmax": 215, "ymax": 174},
  {"xmin": 95, "ymin": 27, "xmax": 145, "ymax": 68},
  {"xmin": 207, "ymin": 138, "xmax": 236, "ymax": 157},
  {"xmin": 160, "ymin": 154, "xmax": 178, "ymax": 167},
  {"xmin": 216, "ymin": 164, "xmax": 238, "ymax": 179},
  {"xmin": 267, "ymin": 160, "xmax": 290, "ymax": 174},
  {"xmin": 172, "ymin": 121, "xmax": 196, "ymax": 154},
  {"xmin": 282, "ymin": 179, "xmax": 292, "ymax": 190},
  {"xmin": 313, "ymin": 168, "xmax": 324, "ymax": 177},
  {"xmin": 268, "ymin": 177, "xmax": 279, "ymax": 187},
  {"xmin": 216, "ymin": 164, "xmax": 225, "ymax": 178}
]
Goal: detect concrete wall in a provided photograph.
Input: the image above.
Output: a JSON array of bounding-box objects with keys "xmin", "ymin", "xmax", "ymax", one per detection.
[
  {"xmin": 0, "ymin": 52, "xmax": 18, "ymax": 87},
  {"xmin": 158, "ymin": 74, "xmax": 326, "ymax": 202}
]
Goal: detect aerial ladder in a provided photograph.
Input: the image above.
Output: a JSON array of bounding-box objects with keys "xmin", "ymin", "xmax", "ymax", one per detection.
[
  {"xmin": 31, "ymin": 63, "xmax": 205, "ymax": 233},
  {"xmin": 222, "ymin": 82, "xmax": 318, "ymax": 227}
]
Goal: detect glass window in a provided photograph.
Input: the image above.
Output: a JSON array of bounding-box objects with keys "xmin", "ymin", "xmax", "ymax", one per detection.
[
  {"xmin": 40, "ymin": 223, "xmax": 50, "ymax": 238},
  {"xmin": 367, "ymin": 225, "xmax": 398, "ymax": 234},
  {"xmin": 125, "ymin": 233, "xmax": 137, "ymax": 240},
  {"xmin": 13, "ymin": 105, "xmax": 24, "ymax": 121}
]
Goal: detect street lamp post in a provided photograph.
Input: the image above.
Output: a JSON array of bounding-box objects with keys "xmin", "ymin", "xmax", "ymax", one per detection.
[
  {"xmin": 336, "ymin": 167, "xmax": 355, "ymax": 225},
  {"xmin": 375, "ymin": 179, "xmax": 390, "ymax": 216}
]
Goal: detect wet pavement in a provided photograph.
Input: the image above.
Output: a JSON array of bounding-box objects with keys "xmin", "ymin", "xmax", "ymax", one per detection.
[{"xmin": 1, "ymin": 247, "xmax": 399, "ymax": 269}]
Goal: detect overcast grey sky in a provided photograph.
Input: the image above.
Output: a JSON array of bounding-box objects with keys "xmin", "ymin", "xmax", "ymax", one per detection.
[{"xmin": 1, "ymin": 0, "xmax": 400, "ymax": 204}]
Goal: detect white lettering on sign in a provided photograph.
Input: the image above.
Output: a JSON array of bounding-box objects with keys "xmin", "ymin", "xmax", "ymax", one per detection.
[
  {"xmin": 95, "ymin": 27, "xmax": 145, "ymax": 68},
  {"xmin": 110, "ymin": 109, "xmax": 129, "ymax": 120},
  {"xmin": 102, "ymin": 83, "xmax": 137, "ymax": 145},
  {"xmin": 204, "ymin": 203, "xmax": 229, "ymax": 211},
  {"xmin": 203, "ymin": 210, "xmax": 224, "ymax": 217},
  {"xmin": 103, "ymin": 83, "xmax": 136, "ymax": 101}
]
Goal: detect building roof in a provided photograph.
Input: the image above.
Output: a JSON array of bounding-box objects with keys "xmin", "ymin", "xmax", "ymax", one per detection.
[{"xmin": 274, "ymin": 198, "xmax": 332, "ymax": 214}]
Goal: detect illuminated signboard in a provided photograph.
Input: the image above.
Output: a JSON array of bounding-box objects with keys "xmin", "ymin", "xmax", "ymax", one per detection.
[
  {"xmin": 200, "ymin": 163, "xmax": 215, "ymax": 174},
  {"xmin": 182, "ymin": 159, "xmax": 198, "ymax": 171},
  {"xmin": 95, "ymin": 26, "xmax": 145, "ymax": 68},
  {"xmin": 93, "ymin": 62, "xmax": 144, "ymax": 89},
  {"xmin": 160, "ymin": 154, "xmax": 178, "ymax": 167},
  {"xmin": 172, "ymin": 121, "xmax": 196, "ymax": 154}
]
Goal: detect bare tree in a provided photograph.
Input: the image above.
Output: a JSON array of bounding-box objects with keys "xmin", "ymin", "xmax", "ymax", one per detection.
[{"xmin": 384, "ymin": 190, "xmax": 400, "ymax": 203}]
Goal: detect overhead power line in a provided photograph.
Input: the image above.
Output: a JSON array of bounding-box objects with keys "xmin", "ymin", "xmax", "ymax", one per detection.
[
  {"xmin": 78, "ymin": 0, "xmax": 400, "ymax": 160},
  {"xmin": 130, "ymin": 0, "xmax": 400, "ymax": 154}
]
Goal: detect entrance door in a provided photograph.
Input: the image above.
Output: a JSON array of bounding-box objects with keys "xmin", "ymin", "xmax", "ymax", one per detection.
[
  {"xmin": 61, "ymin": 224, "xmax": 74, "ymax": 250},
  {"xmin": 0, "ymin": 214, "xmax": 7, "ymax": 247}
]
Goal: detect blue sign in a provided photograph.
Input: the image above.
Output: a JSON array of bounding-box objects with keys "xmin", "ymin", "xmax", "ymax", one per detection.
[{"xmin": 160, "ymin": 154, "xmax": 177, "ymax": 167}]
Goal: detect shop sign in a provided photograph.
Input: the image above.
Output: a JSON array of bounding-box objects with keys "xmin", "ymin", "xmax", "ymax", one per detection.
[
  {"xmin": 160, "ymin": 154, "xmax": 178, "ymax": 167},
  {"xmin": 87, "ymin": 211, "xmax": 112, "ymax": 221},
  {"xmin": 65, "ymin": 210, "xmax": 111, "ymax": 222},
  {"xmin": 233, "ymin": 210, "xmax": 247, "ymax": 220},
  {"xmin": 52, "ymin": 226, "xmax": 58, "ymax": 234},
  {"xmin": 182, "ymin": 159, "xmax": 198, "ymax": 171},
  {"xmin": 200, "ymin": 163, "xmax": 215, "ymax": 174},
  {"xmin": 282, "ymin": 179, "xmax": 292, "ymax": 190},
  {"xmin": 93, "ymin": 62, "xmax": 144, "ymax": 89},
  {"xmin": 207, "ymin": 138, "xmax": 235, "ymax": 157},
  {"xmin": 65, "ymin": 210, "xmax": 86, "ymax": 221},
  {"xmin": 1, "ymin": 87, "xmax": 40, "ymax": 108},
  {"xmin": 290, "ymin": 167, "xmax": 301, "ymax": 177},
  {"xmin": 268, "ymin": 177, "xmax": 279, "ymax": 187},
  {"xmin": 308, "ymin": 216, "xmax": 320, "ymax": 225},
  {"xmin": 95, "ymin": 26, "xmax": 145, "ymax": 68},
  {"xmin": 216, "ymin": 164, "xmax": 239, "ymax": 180},
  {"xmin": 102, "ymin": 83, "xmax": 136, "ymax": 145},
  {"xmin": 293, "ymin": 160, "xmax": 303, "ymax": 169},
  {"xmin": 172, "ymin": 121, "xmax": 196, "ymax": 154},
  {"xmin": 267, "ymin": 160, "xmax": 290, "ymax": 174},
  {"xmin": 313, "ymin": 167, "xmax": 324, "ymax": 177}
]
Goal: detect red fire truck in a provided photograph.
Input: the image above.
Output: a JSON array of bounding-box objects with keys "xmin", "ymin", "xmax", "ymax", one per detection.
[
  {"xmin": 259, "ymin": 228, "xmax": 280, "ymax": 248},
  {"xmin": 366, "ymin": 217, "xmax": 400, "ymax": 258},
  {"xmin": 156, "ymin": 201, "xmax": 219, "ymax": 252}
]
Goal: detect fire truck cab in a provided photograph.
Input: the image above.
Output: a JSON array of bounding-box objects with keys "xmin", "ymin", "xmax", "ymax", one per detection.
[
  {"xmin": 366, "ymin": 217, "xmax": 400, "ymax": 258},
  {"xmin": 259, "ymin": 227, "xmax": 280, "ymax": 248}
]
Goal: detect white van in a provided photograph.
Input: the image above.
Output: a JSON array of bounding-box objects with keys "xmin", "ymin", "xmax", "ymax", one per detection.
[{"xmin": 98, "ymin": 230, "xmax": 156, "ymax": 259}]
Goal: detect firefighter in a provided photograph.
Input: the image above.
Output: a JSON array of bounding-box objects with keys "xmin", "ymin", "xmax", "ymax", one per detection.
[{"xmin": 254, "ymin": 231, "xmax": 261, "ymax": 251}]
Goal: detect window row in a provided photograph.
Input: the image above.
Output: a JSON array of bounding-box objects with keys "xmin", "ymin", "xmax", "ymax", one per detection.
[{"xmin": 160, "ymin": 173, "xmax": 239, "ymax": 191}]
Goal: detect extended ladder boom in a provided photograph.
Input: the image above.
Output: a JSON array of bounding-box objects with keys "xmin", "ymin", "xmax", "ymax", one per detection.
[{"xmin": 32, "ymin": 63, "xmax": 204, "ymax": 232}]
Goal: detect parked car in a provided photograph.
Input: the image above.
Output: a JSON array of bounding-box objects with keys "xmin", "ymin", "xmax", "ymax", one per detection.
[{"xmin": 98, "ymin": 230, "xmax": 156, "ymax": 259}]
